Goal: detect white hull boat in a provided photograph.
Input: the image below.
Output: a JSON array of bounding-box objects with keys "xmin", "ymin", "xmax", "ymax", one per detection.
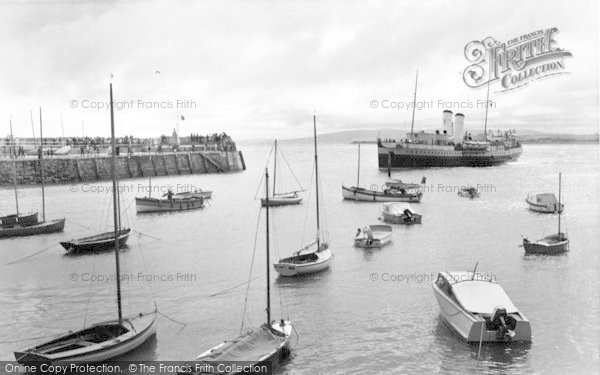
[
  {"xmin": 432, "ymin": 271, "xmax": 531, "ymax": 343},
  {"xmin": 380, "ymin": 203, "xmax": 422, "ymax": 225},
  {"xmin": 274, "ymin": 245, "xmax": 332, "ymax": 277},
  {"xmin": 526, "ymin": 193, "xmax": 563, "ymax": 213},
  {"xmin": 260, "ymin": 140, "xmax": 304, "ymax": 208},
  {"xmin": 274, "ymin": 115, "xmax": 333, "ymax": 278},
  {"xmin": 342, "ymin": 185, "xmax": 422, "ymax": 202},
  {"xmin": 15, "ymin": 312, "xmax": 157, "ymax": 363},
  {"xmin": 354, "ymin": 225, "xmax": 392, "ymax": 248},
  {"xmin": 135, "ymin": 196, "xmax": 204, "ymax": 213}
]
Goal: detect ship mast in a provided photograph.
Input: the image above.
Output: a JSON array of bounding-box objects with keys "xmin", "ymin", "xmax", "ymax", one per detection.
[
  {"xmin": 273, "ymin": 140, "xmax": 277, "ymax": 196},
  {"xmin": 39, "ymin": 108, "xmax": 46, "ymax": 222},
  {"xmin": 409, "ymin": 69, "xmax": 418, "ymax": 143},
  {"xmin": 313, "ymin": 114, "xmax": 321, "ymax": 249},
  {"xmin": 558, "ymin": 173, "xmax": 562, "ymax": 235},
  {"xmin": 9, "ymin": 119, "xmax": 19, "ymax": 215},
  {"xmin": 109, "ymin": 82, "xmax": 123, "ymax": 323},
  {"xmin": 264, "ymin": 167, "xmax": 271, "ymax": 324},
  {"xmin": 483, "ymin": 79, "xmax": 490, "ymax": 141},
  {"xmin": 356, "ymin": 143, "xmax": 361, "ymax": 188}
]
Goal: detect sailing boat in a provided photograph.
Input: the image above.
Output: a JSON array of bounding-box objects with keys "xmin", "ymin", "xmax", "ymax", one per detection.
[
  {"xmin": 0, "ymin": 113, "xmax": 65, "ymax": 238},
  {"xmin": 522, "ymin": 173, "xmax": 569, "ymax": 254},
  {"xmin": 15, "ymin": 83, "xmax": 157, "ymax": 363},
  {"xmin": 187, "ymin": 167, "xmax": 293, "ymax": 373},
  {"xmin": 274, "ymin": 115, "xmax": 333, "ymax": 277},
  {"xmin": 260, "ymin": 139, "xmax": 304, "ymax": 207},
  {"xmin": 342, "ymin": 143, "xmax": 422, "ymax": 202}
]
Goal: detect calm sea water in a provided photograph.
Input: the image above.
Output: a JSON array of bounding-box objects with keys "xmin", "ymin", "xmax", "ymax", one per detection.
[{"xmin": 0, "ymin": 142, "xmax": 599, "ymax": 374}]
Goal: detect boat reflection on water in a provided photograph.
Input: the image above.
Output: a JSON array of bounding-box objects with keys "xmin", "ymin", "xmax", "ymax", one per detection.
[{"xmin": 432, "ymin": 317, "xmax": 533, "ymax": 373}]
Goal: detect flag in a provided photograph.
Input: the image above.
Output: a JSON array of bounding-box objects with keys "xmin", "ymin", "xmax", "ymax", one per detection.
[{"xmin": 180, "ymin": 115, "xmax": 185, "ymax": 121}]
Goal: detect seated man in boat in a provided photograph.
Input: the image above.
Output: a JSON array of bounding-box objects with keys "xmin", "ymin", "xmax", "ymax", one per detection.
[
  {"xmin": 167, "ymin": 189, "xmax": 174, "ymax": 199},
  {"xmin": 355, "ymin": 228, "xmax": 362, "ymax": 239}
]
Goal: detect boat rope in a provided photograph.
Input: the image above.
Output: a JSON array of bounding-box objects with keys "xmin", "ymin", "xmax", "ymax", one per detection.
[
  {"xmin": 240, "ymin": 207, "xmax": 262, "ymax": 335},
  {"xmin": 5, "ymin": 242, "xmax": 59, "ymax": 265},
  {"xmin": 65, "ymin": 218, "xmax": 91, "ymax": 230},
  {"xmin": 210, "ymin": 275, "xmax": 263, "ymax": 297},
  {"xmin": 157, "ymin": 310, "xmax": 187, "ymax": 327},
  {"xmin": 132, "ymin": 229, "xmax": 162, "ymax": 241},
  {"xmin": 0, "ymin": 333, "xmax": 60, "ymax": 344},
  {"xmin": 277, "ymin": 144, "xmax": 304, "ymax": 191},
  {"xmin": 136, "ymin": 232, "xmax": 158, "ymax": 307}
]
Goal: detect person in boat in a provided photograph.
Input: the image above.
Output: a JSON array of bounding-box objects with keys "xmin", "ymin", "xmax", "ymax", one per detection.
[
  {"xmin": 364, "ymin": 227, "xmax": 373, "ymax": 245},
  {"xmin": 167, "ymin": 189, "xmax": 173, "ymax": 199},
  {"xmin": 355, "ymin": 228, "xmax": 362, "ymax": 239}
]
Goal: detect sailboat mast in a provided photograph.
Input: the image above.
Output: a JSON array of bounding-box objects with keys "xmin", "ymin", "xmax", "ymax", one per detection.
[
  {"xmin": 483, "ymin": 79, "xmax": 490, "ymax": 141},
  {"xmin": 558, "ymin": 173, "xmax": 562, "ymax": 234},
  {"xmin": 313, "ymin": 114, "xmax": 321, "ymax": 248},
  {"xmin": 356, "ymin": 143, "xmax": 361, "ymax": 188},
  {"xmin": 409, "ymin": 69, "xmax": 418, "ymax": 142},
  {"xmin": 273, "ymin": 140, "xmax": 277, "ymax": 196},
  {"xmin": 109, "ymin": 83, "xmax": 123, "ymax": 323},
  {"xmin": 9, "ymin": 119, "xmax": 19, "ymax": 215},
  {"xmin": 39, "ymin": 108, "xmax": 46, "ymax": 222},
  {"xmin": 264, "ymin": 167, "xmax": 271, "ymax": 324}
]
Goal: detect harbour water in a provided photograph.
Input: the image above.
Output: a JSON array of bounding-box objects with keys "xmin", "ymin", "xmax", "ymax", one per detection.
[{"xmin": 0, "ymin": 142, "xmax": 598, "ymax": 374}]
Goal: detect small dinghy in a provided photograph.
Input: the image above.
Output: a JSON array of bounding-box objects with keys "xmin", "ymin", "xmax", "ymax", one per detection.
[
  {"xmin": 526, "ymin": 193, "xmax": 563, "ymax": 213},
  {"xmin": 135, "ymin": 196, "xmax": 205, "ymax": 213},
  {"xmin": 60, "ymin": 229, "xmax": 131, "ymax": 253},
  {"xmin": 354, "ymin": 225, "xmax": 392, "ymax": 248},
  {"xmin": 380, "ymin": 203, "xmax": 422, "ymax": 225},
  {"xmin": 523, "ymin": 173, "xmax": 569, "ymax": 254},
  {"xmin": 432, "ymin": 269, "xmax": 531, "ymax": 343},
  {"xmin": 458, "ymin": 186, "xmax": 480, "ymax": 198}
]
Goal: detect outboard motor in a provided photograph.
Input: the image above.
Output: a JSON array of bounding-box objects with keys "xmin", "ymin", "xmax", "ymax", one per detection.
[{"xmin": 490, "ymin": 306, "xmax": 516, "ymax": 342}]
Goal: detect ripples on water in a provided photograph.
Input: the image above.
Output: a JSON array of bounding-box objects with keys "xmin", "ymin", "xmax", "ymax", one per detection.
[{"xmin": 0, "ymin": 143, "xmax": 598, "ymax": 374}]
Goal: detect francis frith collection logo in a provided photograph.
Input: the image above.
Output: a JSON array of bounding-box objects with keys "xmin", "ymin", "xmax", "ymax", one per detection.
[{"xmin": 463, "ymin": 27, "xmax": 573, "ymax": 92}]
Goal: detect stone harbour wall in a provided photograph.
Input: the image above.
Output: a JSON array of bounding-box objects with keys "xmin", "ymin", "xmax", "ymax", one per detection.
[{"xmin": 0, "ymin": 151, "xmax": 246, "ymax": 185}]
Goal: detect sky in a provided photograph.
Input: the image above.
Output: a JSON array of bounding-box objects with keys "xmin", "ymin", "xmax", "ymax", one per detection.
[{"xmin": 0, "ymin": 0, "xmax": 598, "ymax": 140}]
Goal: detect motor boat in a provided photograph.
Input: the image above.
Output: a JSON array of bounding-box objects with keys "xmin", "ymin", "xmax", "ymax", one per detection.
[
  {"xmin": 432, "ymin": 271, "xmax": 531, "ymax": 343},
  {"xmin": 379, "ymin": 203, "xmax": 422, "ymax": 225},
  {"xmin": 458, "ymin": 186, "xmax": 480, "ymax": 198},
  {"xmin": 526, "ymin": 193, "xmax": 563, "ymax": 213}
]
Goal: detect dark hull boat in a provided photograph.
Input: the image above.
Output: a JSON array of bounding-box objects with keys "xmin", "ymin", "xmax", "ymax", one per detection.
[
  {"xmin": 60, "ymin": 229, "xmax": 131, "ymax": 253},
  {"xmin": 523, "ymin": 233, "xmax": 569, "ymax": 255},
  {"xmin": 1, "ymin": 211, "xmax": 64, "ymax": 239}
]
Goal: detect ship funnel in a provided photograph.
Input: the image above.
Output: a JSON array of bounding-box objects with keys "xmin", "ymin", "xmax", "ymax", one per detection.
[
  {"xmin": 454, "ymin": 113, "xmax": 465, "ymax": 144},
  {"xmin": 442, "ymin": 110, "xmax": 453, "ymax": 135}
]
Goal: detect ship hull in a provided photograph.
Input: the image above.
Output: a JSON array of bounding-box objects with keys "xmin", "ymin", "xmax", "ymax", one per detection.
[{"xmin": 378, "ymin": 145, "xmax": 522, "ymax": 168}]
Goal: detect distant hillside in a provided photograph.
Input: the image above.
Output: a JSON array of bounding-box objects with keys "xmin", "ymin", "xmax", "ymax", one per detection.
[{"xmin": 239, "ymin": 129, "xmax": 599, "ymax": 145}]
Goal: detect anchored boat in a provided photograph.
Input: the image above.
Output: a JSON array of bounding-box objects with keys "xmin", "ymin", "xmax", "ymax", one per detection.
[
  {"xmin": 523, "ymin": 173, "xmax": 569, "ymax": 254},
  {"xmin": 60, "ymin": 229, "xmax": 131, "ymax": 253},
  {"xmin": 0, "ymin": 112, "xmax": 65, "ymax": 238},
  {"xmin": 342, "ymin": 144, "xmax": 423, "ymax": 202},
  {"xmin": 15, "ymin": 83, "xmax": 156, "ymax": 364},
  {"xmin": 184, "ymin": 167, "xmax": 293, "ymax": 374},
  {"xmin": 274, "ymin": 115, "xmax": 333, "ymax": 277},
  {"xmin": 260, "ymin": 140, "xmax": 304, "ymax": 207},
  {"xmin": 380, "ymin": 203, "xmax": 422, "ymax": 225},
  {"xmin": 525, "ymin": 193, "xmax": 563, "ymax": 213},
  {"xmin": 354, "ymin": 225, "xmax": 392, "ymax": 248},
  {"xmin": 432, "ymin": 270, "xmax": 531, "ymax": 343},
  {"xmin": 458, "ymin": 186, "xmax": 480, "ymax": 198}
]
